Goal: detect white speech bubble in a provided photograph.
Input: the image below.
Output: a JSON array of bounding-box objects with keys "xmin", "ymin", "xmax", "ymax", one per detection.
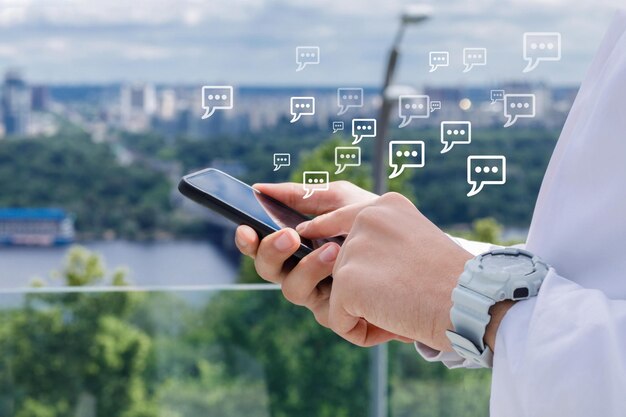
[
  {"xmin": 296, "ymin": 46, "xmax": 320, "ymax": 72},
  {"xmin": 337, "ymin": 88, "xmax": 364, "ymax": 116},
  {"xmin": 503, "ymin": 94, "xmax": 535, "ymax": 128},
  {"xmin": 440, "ymin": 121, "xmax": 471, "ymax": 154},
  {"xmin": 334, "ymin": 146, "xmax": 361, "ymax": 174},
  {"xmin": 351, "ymin": 118, "xmax": 376, "ymax": 145},
  {"xmin": 430, "ymin": 100, "xmax": 442, "ymax": 113},
  {"xmin": 290, "ymin": 96, "xmax": 315, "ymax": 123},
  {"xmin": 463, "ymin": 48, "xmax": 487, "ymax": 73},
  {"xmin": 523, "ymin": 32, "xmax": 561, "ymax": 73},
  {"xmin": 201, "ymin": 86, "xmax": 233, "ymax": 120},
  {"xmin": 332, "ymin": 121, "xmax": 344, "ymax": 133},
  {"xmin": 398, "ymin": 95, "xmax": 430, "ymax": 128},
  {"xmin": 388, "ymin": 140, "xmax": 425, "ymax": 179},
  {"xmin": 273, "ymin": 153, "xmax": 291, "ymax": 171},
  {"xmin": 490, "ymin": 89, "xmax": 505, "ymax": 104},
  {"xmin": 429, "ymin": 51, "xmax": 449, "ymax": 72},
  {"xmin": 467, "ymin": 155, "xmax": 507, "ymax": 197},
  {"xmin": 302, "ymin": 171, "xmax": 329, "ymax": 199}
]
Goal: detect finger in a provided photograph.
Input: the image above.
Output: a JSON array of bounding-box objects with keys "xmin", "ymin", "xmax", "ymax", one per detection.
[
  {"xmin": 254, "ymin": 182, "xmax": 373, "ymax": 216},
  {"xmin": 295, "ymin": 201, "xmax": 372, "ymax": 239},
  {"xmin": 280, "ymin": 242, "xmax": 339, "ymax": 309},
  {"xmin": 254, "ymin": 228, "xmax": 301, "ymax": 283},
  {"xmin": 235, "ymin": 225, "xmax": 259, "ymax": 259}
]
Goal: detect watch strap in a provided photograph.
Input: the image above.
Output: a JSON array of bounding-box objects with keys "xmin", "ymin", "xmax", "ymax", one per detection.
[{"xmin": 448, "ymin": 284, "xmax": 496, "ymax": 367}]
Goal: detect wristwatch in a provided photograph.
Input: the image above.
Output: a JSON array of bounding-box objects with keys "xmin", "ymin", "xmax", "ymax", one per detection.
[{"xmin": 446, "ymin": 247, "xmax": 550, "ymax": 368}]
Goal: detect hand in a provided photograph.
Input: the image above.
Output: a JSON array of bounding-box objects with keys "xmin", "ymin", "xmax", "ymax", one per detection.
[
  {"xmin": 297, "ymin": 192, "xmax": 473, "ymax": 350},
  {"xmin": 235, "ymin": 182, "xmax": 411, "ymax": 342}
]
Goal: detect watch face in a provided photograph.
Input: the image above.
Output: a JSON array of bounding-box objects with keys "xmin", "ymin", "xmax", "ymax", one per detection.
[{"xmin": 482, "ymin": 253, "xmax": 535, "ymax": 275}]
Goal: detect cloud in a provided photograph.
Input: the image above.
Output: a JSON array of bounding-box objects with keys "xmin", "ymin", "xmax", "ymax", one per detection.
[{"xmin": 0, "ymin": 0, "xmax": 621, "ymax": 84}]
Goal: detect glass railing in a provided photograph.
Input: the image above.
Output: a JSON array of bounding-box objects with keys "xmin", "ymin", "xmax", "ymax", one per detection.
[{"xmin": 0, "ymin": 285, "xmax": 490, "ymax": 417}]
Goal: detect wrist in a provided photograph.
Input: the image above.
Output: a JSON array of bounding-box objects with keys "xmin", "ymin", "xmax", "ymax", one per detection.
[{"xmin": 484, "ymin": 300, "xmax": 515, "ymax": 352}]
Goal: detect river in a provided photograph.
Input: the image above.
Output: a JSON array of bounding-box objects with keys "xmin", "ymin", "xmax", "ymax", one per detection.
[{"xmin": 0, "ymin": 240, "xmax": 239, "ymax": 289}]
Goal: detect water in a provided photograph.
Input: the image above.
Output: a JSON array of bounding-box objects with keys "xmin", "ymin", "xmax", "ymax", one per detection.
[{"xmin": 0, "ymin": 240, "xmax": 239, "ymax": 289}]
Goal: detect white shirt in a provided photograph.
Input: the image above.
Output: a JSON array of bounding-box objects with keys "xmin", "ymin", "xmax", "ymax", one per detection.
[{"xmin": 416, "ymin": 9, "xmax": 626, "ymax": 416}]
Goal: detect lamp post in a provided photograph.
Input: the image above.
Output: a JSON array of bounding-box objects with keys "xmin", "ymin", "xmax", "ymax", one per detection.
[{"xmin": 370, "ymin": 6, "xmax": 432, "ymax": 417}]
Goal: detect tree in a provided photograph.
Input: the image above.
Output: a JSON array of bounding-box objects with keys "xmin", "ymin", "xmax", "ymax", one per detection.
[{"xmin": 0, "ymin": 246, "xmax": 155, "ymax": 417}]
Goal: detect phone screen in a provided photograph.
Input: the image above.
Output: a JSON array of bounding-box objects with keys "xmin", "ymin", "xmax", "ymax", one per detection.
[
  {"xmin": 182, "ymin": 169, "xmax": 343, "ymax": 254},
  {"xmin": 185, "ymin": 169, "xmax": 309, "ymax": 231}
]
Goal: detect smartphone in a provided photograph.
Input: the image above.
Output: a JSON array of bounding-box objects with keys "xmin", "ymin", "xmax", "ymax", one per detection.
[{"xmin": 178, "ymin": 168, "xmax": 343, "ymax": 261}]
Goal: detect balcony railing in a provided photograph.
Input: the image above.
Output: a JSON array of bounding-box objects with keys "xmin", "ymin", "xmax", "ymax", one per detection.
[{"xmin": 0, "ymin": 284, "xmax": 490, "ymax": 417}]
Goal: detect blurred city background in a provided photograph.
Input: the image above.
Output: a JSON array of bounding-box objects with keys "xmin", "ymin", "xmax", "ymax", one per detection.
[{"xmin": 0, "ymin": 0, "xmax": 621, "ymax": 416}]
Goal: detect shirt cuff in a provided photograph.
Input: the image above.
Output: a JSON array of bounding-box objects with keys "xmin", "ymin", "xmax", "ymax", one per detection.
[{"xmin": 414, "ymin": 341, "xmax": 483, "ymax": 369}]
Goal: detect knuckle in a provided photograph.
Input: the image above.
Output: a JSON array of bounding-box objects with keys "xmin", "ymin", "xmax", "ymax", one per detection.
[
  {"xmin": 378, "ymin": 191, "xmax": 405, "ymax": 205},
  {"xmin": 355, "ymin": 205, "xmax": 379, "ymax": 224},
  {"xmin": 281, "ymin": 282, "xmax": 306, "ymax": 305}
]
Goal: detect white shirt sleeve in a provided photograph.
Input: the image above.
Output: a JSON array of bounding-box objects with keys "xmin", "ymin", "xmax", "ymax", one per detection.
[{"xmin": 491, "ymin": 268, "xmax": 626, "ymax": 416}]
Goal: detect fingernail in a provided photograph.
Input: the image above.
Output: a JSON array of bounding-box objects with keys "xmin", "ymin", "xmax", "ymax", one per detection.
[
  {"xmin": 319, "ymin": 244, "xmax": 339, "ymax": 263},
  {"xmin": 235, "ymin": 235, "xmax": 248, "ymax": 250},
  {"xmin": 274, "ymin": 231, "xmax": 295, "ymax": 251},
  {"xmin": 296, "ymin": 221, "xmax": 310, "ymax": 234}
]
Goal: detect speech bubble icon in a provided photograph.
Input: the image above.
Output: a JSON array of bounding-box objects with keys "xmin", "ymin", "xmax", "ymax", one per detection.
[
  {"xmin": 503, "ymin": 94, "xmax": 535, "ymax": 128},
  {"xmin": 302, "ymin": 171, "xmax": 329, "ymax": 199},
  {"xmin": 201, "ymin": 86, "xmax": 233, "ymax": 120},
  {"xmin": 337, "ymin": 88, "xmax": 364, "ymax": 116},
  {"xmin": 398, "ymin": 95, "xmax": 430, "ymax": 128},
  {"xmin": 332, "ymin": 121, "xmax": 344, "ymax": 133},
  {"xmin": 295, "ymin": 46, "xmax": 320, "ymax": 72},
  {"xmin": 273, "ymin": 153, "xmax": 291, "ymax": 171},
  {"xmin": 462, "ymin": 47, "xmax": 487, "ymax": 73},
  {"xmin": 290, "ymin": 96, "xmax": 315, "ymax": 123},
  {"xmin": 351, "ymin": 118, "xmax": 376, "ymax": 145},
  {"xmin": 430, "ymin": 101, "xmax": 442, "ymax": 113},
  {"xmin": 429, "ymin": 51, "xmax": 449, "ymax": 72},
  {"xmin": 334, "ymin": 146, "xmax": 361, "ymax": 174},
  {"xmin": 388, "ymin": 140, "xmax": 425, "ymax": 179},
  {"xmin": 490, "ymin": 89, "xmax": 505, "ymax": 104},
  {"xmin": 440, "ymin": 121, "xmax": 471, "ymax": 154},
  {"xmin": 467, "ymin": 155, "xmax": 506, "ymax": 197},
  {"xmin": 523, "ymin": 32, "xmax": 561, "ymax": 73}
]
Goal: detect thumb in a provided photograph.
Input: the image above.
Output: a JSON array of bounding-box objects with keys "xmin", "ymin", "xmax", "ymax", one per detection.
[{"xmin": 295, "ymin": 201, "xmax": 372, "ymax": 239}]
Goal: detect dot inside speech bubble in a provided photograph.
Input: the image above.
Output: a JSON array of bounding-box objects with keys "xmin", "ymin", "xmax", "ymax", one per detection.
[
  {"xmin": 490, "ymin": 90, "xmax": 505, "ymax": 103},
  {"xmin": 523, "ymin": 32, "xmax": 561, "ymax": 73},
  {"xmin": 398, "ymin": 95, "xmax": 430, "ymax": 128},
  {"xmin": 302, "ymin": 171, "xmax": 330, "ymax": 199},
  {"xmin": 440, "ymin": 121, "xmax": 471, "ymax": 154},
  {"xmin": 467, "ymin": 155, "xmax": 506, "ymax": 197},
  {"xmin": 388, "ymin": 140, "xmax": 425, "ymax": 179},
  {"xmin": 335, "ymin": 147, "xmax": 361, "ymax": 174},
  {"xmin": 351, "ymin": 118, "xmax": 376, "ymax": 145},
  {"xmin": 296, "ymin": 46, "xmax": 320, "ymax": 72},
  {"xmin": 290, "ymin": 96, "xmax": 315, "ymax": 123},
  {"xmin": 463, "ymin": 48, "xmax": 487, "ymax": 73},
  {"xmin": 337, "ymin": 88, "xmax": 364, "ymax": 116},
  {"xmin": 201, "ymin": 86, "xmax": 233, "ymax": 120},
  {"xmin": 503, "ymin": 94, "xmax": 535, "ymax": 128},
  {"xmin": 429, "ymin": 51, "xmax": 449, "ymax": 72},
  {"xmin": 332, "ymin": 121, "xmax": 344, "ymax": 133},
  {"xmin": 273, "ymin": 153, "xmax": 291, "ymax": 171}
]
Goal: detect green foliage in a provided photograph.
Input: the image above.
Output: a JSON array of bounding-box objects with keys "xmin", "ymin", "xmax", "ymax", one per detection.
[
  {"xmin": 0, "ymin": 134, "xmax": 172, "ymax": 239},
  {"xmin": 0, "ymin": 246, "xmax": 155, "ymax": 417}
]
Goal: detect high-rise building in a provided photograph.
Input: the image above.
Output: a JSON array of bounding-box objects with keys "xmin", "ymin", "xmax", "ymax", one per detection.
[
  {"xmin": 119, "ymin": 83, "xmax": 157, "ymax": 131},
  {"xmin": 31, "ymin": 85, "xmax": 50, "ymax": 111},
  {"xmin": 2, "ymin": 70, "xmax": 30, "ymax": 136}
]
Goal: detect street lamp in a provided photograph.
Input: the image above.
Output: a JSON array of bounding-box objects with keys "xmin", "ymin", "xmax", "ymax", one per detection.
[
  {"xmin": 370, "ymin": 6, "xmax": 432, "ymax": 417},
  {"xmin": 372, "ymin": 4, "xmax": 432, "ymax": 195}
]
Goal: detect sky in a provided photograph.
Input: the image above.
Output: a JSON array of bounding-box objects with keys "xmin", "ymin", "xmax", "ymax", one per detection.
[{"xmin": 0, "ymin": 0, "xmax": 622, "ymax": 86}]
